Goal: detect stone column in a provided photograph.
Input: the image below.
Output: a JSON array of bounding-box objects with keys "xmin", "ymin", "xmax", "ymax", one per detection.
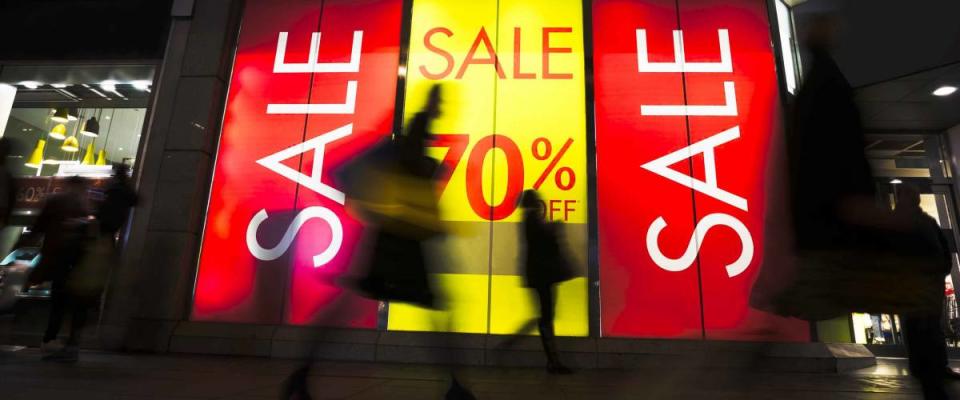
[{"xmin": 102, "ymin": 0, "xmax": 242, "ymax": 352}]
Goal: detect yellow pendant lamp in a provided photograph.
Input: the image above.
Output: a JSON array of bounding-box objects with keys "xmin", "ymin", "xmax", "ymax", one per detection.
[
  {"xmin": 95, "ymin": 109, "xmax": 114, "ymax": 166},
  {"xmin": 49, "ymin": 123, "xmax": 67, "ymax": 140},
  {"xmin": 25, "ymin": 139, "xmax": 46, "ymax": 168},
  {"xmin": 62, "ymin": 135, "xmax": 80, "ymax": 152},
  {"xmin": 81, "ymin": 143, "xmax": 95, "ymax": 165},
  {"xmin": 96, "ymin": 149, "xmax": 108, "ymax": 165}
]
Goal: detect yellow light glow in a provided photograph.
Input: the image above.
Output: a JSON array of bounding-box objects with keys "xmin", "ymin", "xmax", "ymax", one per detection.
[
  {"xmin": 390, "ymin": 0, "xmax": 588, "ymax": 336},
  {"xmin": 386, "ymin": 273, "xmax": 490, "ymax": 333}
]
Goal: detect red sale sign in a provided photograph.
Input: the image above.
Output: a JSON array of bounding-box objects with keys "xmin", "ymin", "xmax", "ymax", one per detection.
[
  {"xmin": 593, "ymin": 0, "xmax": 809, "ymax": 340},
  {"xmin": 193, "ymin": 0, "xmax": 402, "ymax": 326}
]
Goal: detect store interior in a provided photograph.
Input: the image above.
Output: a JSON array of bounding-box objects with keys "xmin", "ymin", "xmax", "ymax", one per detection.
[
  {"xmin": 852, "ymin": 134, "xmax": 960, "ymax": 346},
  {"xmin": 0, "ymin": 64, "xmax": 154, "ymax": 259}
]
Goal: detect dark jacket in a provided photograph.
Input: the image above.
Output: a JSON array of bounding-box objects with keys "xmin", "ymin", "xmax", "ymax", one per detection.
[
  {"xmin": 521, "ymin": 211, "xmax": 574, "ymax": 288},
  {"xmin": 789, "ymin": 46, "xmax": 875, "ymax": 250},
  {"xmin": 96, "ymin": 177, "xmax": 138, "ymax": 236},
  {"xmin": 29, "ymin": 191, "xmax": 89, "ymax": 283},
  {"xmin": 0, "ymin": 166, "xmax": 16, "ymax": 226},
  {"xmin": 895, "ymin": 207, "xmax": 953, "ymax": 277}
]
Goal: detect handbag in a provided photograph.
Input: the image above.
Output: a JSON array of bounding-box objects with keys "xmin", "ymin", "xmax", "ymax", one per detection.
[{"xmin": 764, "ymin": 249, "xmax": 944, "ymax": 321}]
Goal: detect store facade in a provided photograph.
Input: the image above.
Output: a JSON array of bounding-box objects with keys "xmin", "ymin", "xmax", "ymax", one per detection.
[
  {"xmin": 2, "ymin": 0, "xmax": 957, "ymax": 358},
  {"xmin": 190, "ymin": 0, "xmax": 809, "ymax": 342}
]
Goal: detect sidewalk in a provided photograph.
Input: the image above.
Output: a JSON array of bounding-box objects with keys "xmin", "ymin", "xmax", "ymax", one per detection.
[{"xmin": 0, "ymin": 347, "xmax": 943, "ymax": 399}]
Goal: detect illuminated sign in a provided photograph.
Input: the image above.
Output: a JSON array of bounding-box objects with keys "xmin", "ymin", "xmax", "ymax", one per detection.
[
  {"xmin": 593, "ymin": 0, "xmax": 808, "ymax": 340},
  {"xmin": 193, "ymin": 0, "xmax": 800, "ymax": 341},
  {"xmin": 388, "ymin": 0, "xmax": 588, "ymax": 336},
  {"xmin": 193, "ymin": 0, "xmax": 403, "ymax": 326}
]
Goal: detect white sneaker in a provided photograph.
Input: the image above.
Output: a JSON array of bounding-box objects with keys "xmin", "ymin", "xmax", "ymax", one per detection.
[{"xmin": 40, "ymin": 339, "xmax": 63, "ymax": 355}]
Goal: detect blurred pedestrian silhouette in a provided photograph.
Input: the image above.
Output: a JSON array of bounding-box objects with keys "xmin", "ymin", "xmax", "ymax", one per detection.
[
  {"xmin": 28, "ymin": 176, "xmax": 91, "ymax": 362},
  {"xmin": 284, "ymin": 84, "xmax": 475, "ymax": 400},
  {"xmin": 894, "ymin": 184, "xmax": 954, "ymax": 399},
  {"xmin": 788, "ymin": 13, "xmax": 876, "ymax": 254},
  {"xmin": 753, "ymin": 13, "xmax": 955, "ymax": 398},
  {"xmin": 0, "ymin": 138, "xmax": 18, "ymax": 227},
  {"xmin": 96, "ymin": 164, "xmax": 138, "ymax": 240},
  {"xmin": 755, "ymin": 13, "xmax": 935, "ymax": 321},
  {"xmin": 498, "ymin": 189, "xmax": 574, "ymax": 374},
  {"xmin": 66, "ymin": 164, "xmax": 139, "ymax": 335},
  {"xmin": 350, "ymin": 84, "xmax": 444, "ymax": 308}
]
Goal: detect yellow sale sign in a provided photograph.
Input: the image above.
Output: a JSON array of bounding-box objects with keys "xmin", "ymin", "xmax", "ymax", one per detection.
[{"xmin": 389, "ymin": 0, "xmax": 588, "ymax": 336}]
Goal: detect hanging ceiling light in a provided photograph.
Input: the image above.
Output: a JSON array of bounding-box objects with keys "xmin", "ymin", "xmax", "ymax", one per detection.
[
  {"xmin": 62, "ymin": 135, "xmax": 80, "ymax": 152},
  {"xmin": 67, "ymin": 108, "xmax": 79, "ymax": 121},
  {"xmin": 51, "ymin": 108, "xmax": 70, "ymax": 123},
  {"xmin": 81, "ymin": 143, "xmax": 95, "ymax": 165},
  {"xmin": 25, "ymin": 140, "xmax": 46, "ymax": 168},
  {"xmin": 81, "ymin": 116, "xmax": 100, "ymax": 137},
  {"xmin": 49, "ymin": 123, "xmax": 68, "ymax": 140},
  {"xmin": 96, "ymin": 149, "xmax": 108, "ymax": 165}
]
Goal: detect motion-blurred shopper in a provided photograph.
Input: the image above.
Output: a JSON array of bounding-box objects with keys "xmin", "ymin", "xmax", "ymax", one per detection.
[
  {"xmin": 788, "ymin": 14, "xmax": 875, "ymax": 257},
  {"xmin": 29, "ymin": 176, "xmax": 91, "ymax": 362},
  {"xmin": 754, "ymin": 14, "xmax": 953, "ymax": 398},
  {"xmin": 350, "ymin": 85, "xmax": 445, "ymax": 308},
  {"xmin": 283, "ymin": 85, "xmax": 475, "ymax": 400},
  {"xmin": 96, "ymin": 164, "xmax": 138, "ymax": 240},
  {"xmin": 895, "ymin": 185, "xmax": 953, "ymax": 399},
  {"xmin": 66, "ymin": 164, "xmax": 139, "ymax": 329},
  {"xmin": 0, "ymin": 138, "xmax": 18, "ymax": 226},
  {"xmin": 757, "ymin": 14, "xmax": 932, "ymax": 319},
  {"xmin": 511, "ymin": 189, "xmax": 574, "ymax": 374}
]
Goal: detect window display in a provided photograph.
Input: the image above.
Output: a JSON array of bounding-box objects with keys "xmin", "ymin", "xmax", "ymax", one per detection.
[
  {"xmin": 851, "ymin": 134, "xmax": 960, "ymax": 346},
  {"xmin": 0, "ymin": 65, "xmax": 153, "ymax": 259}
]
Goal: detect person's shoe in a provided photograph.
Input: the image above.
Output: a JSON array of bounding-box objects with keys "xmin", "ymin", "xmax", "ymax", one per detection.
[
  {"xmin": 547, "ymin": 362, "xmax": 574, "ymax": 375},
  {"xmin": 40, "ymin": 339, "xmax": 63, "ymax": 355},
  {"xmin": 445, "ymin": 377, "xmax": 476, "ymax": 400},
  {"xmin": 42, "ymin": 346, "xmax": 78, "ymax": 363},
  {"xmin": 280, "ymin": 366, "xmax": 312, "ymax": 400},
  {"xmin": 944, "ymin": 367, "xmax": 960, "ymax": 380}
]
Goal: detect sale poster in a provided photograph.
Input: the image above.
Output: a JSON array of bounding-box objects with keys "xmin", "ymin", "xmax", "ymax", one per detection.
[
  {"xmin": 193, "ymin": 0, "xmax": 403, "ymax": 327},
  {"xmin": 192, "ymin": 0, "xmax": 806, "ymax": 343},
  {"xmin": 390, "ymin": 0, "xmax": 589, "ymax": 335},
  {"xmin": 593, "ymin": 0, "xmax": 808, "ymax": 340}
]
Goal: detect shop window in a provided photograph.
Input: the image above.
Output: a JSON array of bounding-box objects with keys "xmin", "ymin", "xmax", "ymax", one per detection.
[
  {"xmin": 851, "ymin": 134, "xmax": 960, "ymax": 346},
  {"xmin": 0, "ymin": 64, "xmax": 154, "ymax": 256}
]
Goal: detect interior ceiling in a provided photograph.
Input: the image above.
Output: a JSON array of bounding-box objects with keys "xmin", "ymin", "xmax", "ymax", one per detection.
[
  {"xmin": 854, "ymin": 62, "xmax": 960, "ymax": 131},
  {"xmin": 864, "ymin": 138, "xmax": 925, "ymax": 158},
  {"xmin": 1, "ymin": 65, "xmax": 155, "ymax": 108},
  {"xmin": 794, "ymin": 0, "xmax": 960, "ymax": 88}
]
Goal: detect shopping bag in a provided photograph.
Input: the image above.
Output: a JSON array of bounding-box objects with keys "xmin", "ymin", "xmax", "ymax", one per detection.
[
  {"xmin": 765, "ymin": 250, "xmax": 944, "ymax": 321},
  {"xmin": 67, "ymin": 236, "xmax": 115, "ymax": 303}
]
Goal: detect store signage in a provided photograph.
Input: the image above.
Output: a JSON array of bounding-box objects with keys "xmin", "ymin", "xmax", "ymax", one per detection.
[
  {"xmin": 12, "ymin": 176, "xmax": 108, "ymax": 211},
  {"xmin": 193, "ymin": 0, "xmax": 800, "ymax": 340},
  {"xmin": 593, "ymin": 0, "xmax": 808, "ymax": 340},
  {"xmin": 639, "ymin": 29, "xmax": 752, "ymax": 278},
  {"xmin": 193, "ymin": 0, "xmax": 402, "ymax": 325},
  {"xmin": 379, "ymin": 0, "xmax": 589, "ymax": 335}
]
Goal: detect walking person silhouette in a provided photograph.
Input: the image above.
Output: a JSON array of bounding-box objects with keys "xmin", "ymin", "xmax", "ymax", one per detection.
[{"xmin": 509, "ymin": 189, "xmax": 574, "ymax": 374}]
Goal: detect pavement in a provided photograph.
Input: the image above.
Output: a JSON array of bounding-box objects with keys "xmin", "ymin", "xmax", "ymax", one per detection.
[{"xmin": 0, "ymin": 346, "xmax": 955, "ymax": 399}]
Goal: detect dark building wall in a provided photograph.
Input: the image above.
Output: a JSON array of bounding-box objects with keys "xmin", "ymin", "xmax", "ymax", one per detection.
[{"xmin": 0, "ymin": 0, "xmax": 174, "ymax": 60}]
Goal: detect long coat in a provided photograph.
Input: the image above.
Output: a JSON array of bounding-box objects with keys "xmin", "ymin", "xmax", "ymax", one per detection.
[{"xmin": 521, "ymin": 211, "xmax": 574, "ymax": 289}]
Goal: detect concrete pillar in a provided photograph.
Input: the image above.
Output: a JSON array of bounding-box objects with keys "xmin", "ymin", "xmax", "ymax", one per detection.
[{"xmin": 102, "ymin": 0, "xmax": 242, "ymax": 352}]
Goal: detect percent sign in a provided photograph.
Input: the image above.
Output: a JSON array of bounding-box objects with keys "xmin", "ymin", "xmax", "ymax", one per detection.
[
  {"xmin": 531, "ymin": 137, "xmax": 576, "ymax": 191},
  {"xmin": 432, "ymin": 134, "xmax": 577, "ymax": 221}
]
